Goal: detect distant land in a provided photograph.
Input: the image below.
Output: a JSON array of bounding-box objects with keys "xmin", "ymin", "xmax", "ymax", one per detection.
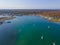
[
  {"xmin": 0, "ymin": 9, "xmax": 60, "ymax": 16},
  {"xmin": 0, "ymin": 9, "xmax": 60, "ymax": 22}
]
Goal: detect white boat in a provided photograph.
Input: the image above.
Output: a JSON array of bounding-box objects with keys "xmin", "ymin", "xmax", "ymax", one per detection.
[
  {"xmin": 53, "ymin": 42, "xmax": 55, "ymax": 45},
  {"xmin": 48, "ymin": 26, "xmax": 50, "ymax": 29},
  {"xmin": 41, "ymin": 36, "xmax": 43, "ymax": 40}
]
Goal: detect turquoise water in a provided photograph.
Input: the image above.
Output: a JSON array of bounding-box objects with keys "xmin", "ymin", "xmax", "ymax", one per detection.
[{"xmin": 0, "ymin": 16, "xmax": 60, "ymax": 45}]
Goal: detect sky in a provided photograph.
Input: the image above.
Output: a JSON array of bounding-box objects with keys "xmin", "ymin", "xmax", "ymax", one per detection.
[{"xmin": 0, "ymin": 0, "xmax": 60, "ymax": 9}]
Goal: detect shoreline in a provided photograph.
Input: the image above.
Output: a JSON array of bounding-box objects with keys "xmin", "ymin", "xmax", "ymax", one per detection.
[
  {"xmin": 41, "ymin": 15, "xmax": 60, "ymax": 22},
  {"xmin": 0, "ymin": 15, "xmax": 60, "ymax": 22}
]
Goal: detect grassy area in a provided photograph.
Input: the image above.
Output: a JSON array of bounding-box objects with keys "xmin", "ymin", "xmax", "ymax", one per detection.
[{"xmin": 0, "ymin": 16, "xmax": 16, "ymax": 21}]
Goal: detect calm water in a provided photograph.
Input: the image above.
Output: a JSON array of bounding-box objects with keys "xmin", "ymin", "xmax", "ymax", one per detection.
[{"xmin": 0, "ymin": 16, "xmax": 60, "ymax": 45}]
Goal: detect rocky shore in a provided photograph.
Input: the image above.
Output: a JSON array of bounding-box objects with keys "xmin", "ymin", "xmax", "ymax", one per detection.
[{"xmin": 41, "ymin": 15, "xmax": 60, "ymax": 22}]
